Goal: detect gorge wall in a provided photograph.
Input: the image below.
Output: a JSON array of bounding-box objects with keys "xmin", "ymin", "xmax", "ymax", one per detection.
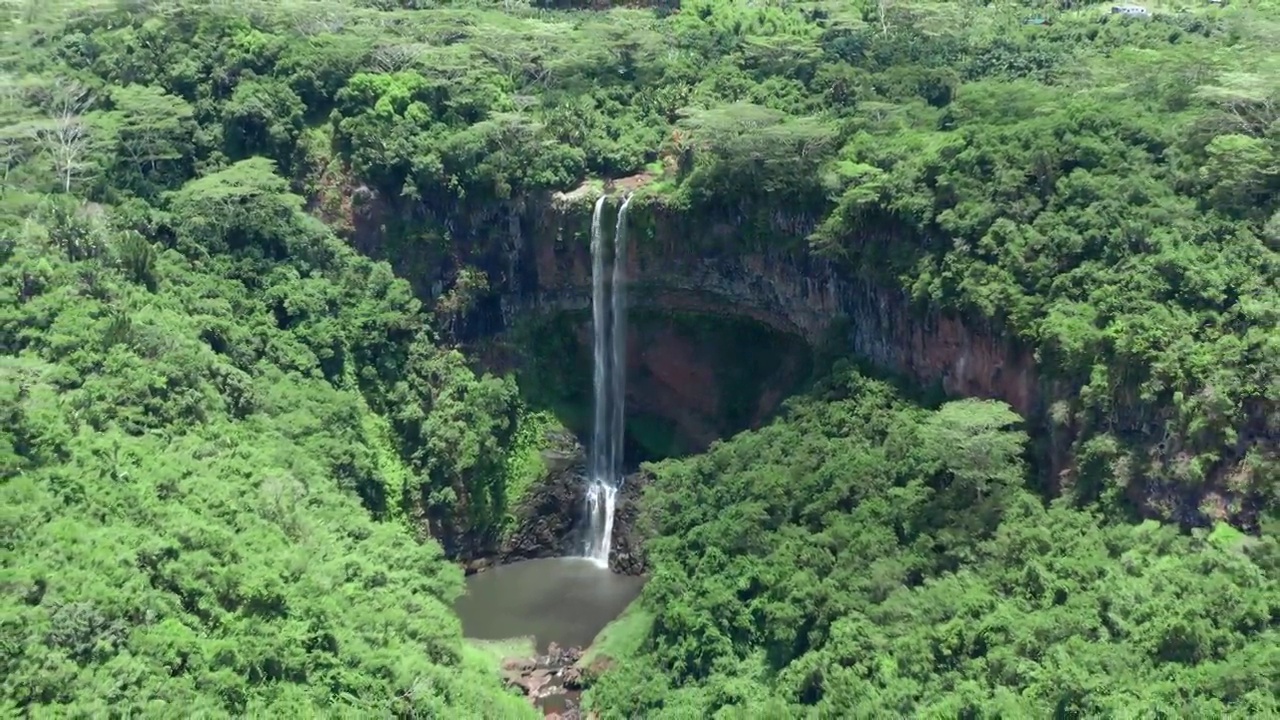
[
  {"xmin": 451, "ymin": 190, "xmax": 1042, "ymax": 426},
  {"xmin": 335, "ymin": 180, "xmax": 1263, "ymax": 558},
  {"xmin": 349, "ymin": 187, "xmax": 1044, "ymax": 571}
]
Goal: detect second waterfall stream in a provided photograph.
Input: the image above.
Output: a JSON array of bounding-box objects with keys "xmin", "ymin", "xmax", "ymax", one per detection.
[{"xmin": 583, "ymin": 193, "xmax": 632, "ymax": 568}]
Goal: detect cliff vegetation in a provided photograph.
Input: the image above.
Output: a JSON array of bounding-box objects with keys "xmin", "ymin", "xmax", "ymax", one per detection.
[
  {"xmin": 585, "ymin": 367, "xmax": 1280, "ymax": 717},
  {"xmin": 1, "ymin": 0, "xmax": 1278, "ymax": 716}
]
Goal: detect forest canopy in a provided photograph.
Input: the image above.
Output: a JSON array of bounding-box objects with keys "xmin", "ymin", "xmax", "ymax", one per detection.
[
  {"xmin": 2, "ymin": 0, "xmax": 1278, "ymax": 716},
  {"xmin": 0, "ymin": 172, "xmax": 540, "ymax": 714},
  {"xmin": 584, "ymin": 367, "xmax": 1280, "ymax": 717},
  {"xmin": 2, "ymin": 0, "xmax": 1272, "ymax": 522}
]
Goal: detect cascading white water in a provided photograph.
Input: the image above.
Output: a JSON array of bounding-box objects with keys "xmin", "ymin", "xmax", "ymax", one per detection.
[
  {"xmin": 584, "ymin": 195, "xmax": 610, "ymax": 564},
  {"xmin": 583, "ymin": 482, "xmax": 616, "ymax": 567},
  {"xmin": 588, "ymin": 196, "xmax": 608, "ymax": 487},
  {"xmin": 582, "ymin": 193, "xmax": 632, "ymax": 568},
  {"xmin": 609, "ymin": 194, "xmax": 632, "ymax": 482}
]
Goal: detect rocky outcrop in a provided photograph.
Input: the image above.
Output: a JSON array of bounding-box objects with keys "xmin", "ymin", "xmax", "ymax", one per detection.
[
  {"xmin": 458, "ymin": 429, "xmax": 587, "ymax": 575},
  {"xmin": 460, "ymin": 427, "xmax": 650, "ymax": 576},
  {"xmin": 608, "ymin": 470, "xmax": 650, "ymax": 576},
  {"xmin": 500, "ymin": 642, "xmax": 589, "ymax": 717},
  {"xmin": 547, "ymin": 312, "xmax": 812, "ymax": 458},
  {"xmin": 499, "ymin": 429, "xmax": 590, "ymax": 565},
  {"xmin": 337, "ymin": 185, "xmax": 1037, "ymax": 433},
  {"xmin": 438, "ymin": 195, "xmax": 1039, "ymax": 566},
  {"xmin": 457, "ymin": 196, "xmax": 1040, "ymax": 423},
  {"xmin": 329, "ymin": 182, "xmax": 1264, "ymax": 529}
]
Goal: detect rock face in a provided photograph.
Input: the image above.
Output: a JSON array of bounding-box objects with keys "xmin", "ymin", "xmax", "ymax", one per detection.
[
  {"xmin": 333, "ymin": 186, "xmax": 1264, "ymax": 530},
  {"xmin": 436, "ymin": 196, "xmax": 1039, "ymax": 567},
  {"xmin": 457, "ymin": 197, "xmax": 1040, "ymax": 423},
  {"xmin": 525, "ymin": 309, "xmax": 813, "ymax": 458},
  {"xmin": 498, "ymin": 429, "xmax": 590, "ymax": 566},
  {"xmin": 608, "ymin": 469, "xmax": 650, "ymax": 576},
  {"xmin": 457, "ymin": 429, "xmax": 587, "ymax": 575},
  {"xmin": 459, "ymin": 427, "xmax": 649, "ymax": 576}
]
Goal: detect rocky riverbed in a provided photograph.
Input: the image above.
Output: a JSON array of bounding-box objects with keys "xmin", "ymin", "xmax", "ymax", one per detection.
[{"xmin": 500, "ymin": 643, "xmax": 600, "ymax": 718}]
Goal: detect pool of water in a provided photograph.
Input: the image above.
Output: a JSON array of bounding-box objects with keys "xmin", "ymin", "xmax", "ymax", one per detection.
[{"xmin": 455, "ymin": 557, "xmax": 645, "ymax": 652}]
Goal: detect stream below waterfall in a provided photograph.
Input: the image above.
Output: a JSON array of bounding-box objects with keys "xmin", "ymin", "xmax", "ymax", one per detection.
[{"xmin": 456, "ymin": 558, "xmax": 644, "ymax": 715}]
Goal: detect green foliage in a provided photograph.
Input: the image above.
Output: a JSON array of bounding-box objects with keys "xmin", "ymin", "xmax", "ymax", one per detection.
[
  {"xmin": 585, "ymin": 366, "xmax": 1280, "ymax": 717},
  {"xmin": 165, "ymin": 157, "xmax": 303, "ymax": 256},
  {"xmin": 467, "ymin": 636, "xmax": 538, "ymax": 666},
  {"xmin": 3, "ymin": 0, "xmax": 1279, "ymax": 715},
  {"xmin": 97, "ymin": 84, "xmax": 196, "ymax": 199},
  {"xmin": 1, "ymin": 132, "xmax": 538, "ymax": 717},
  {"xmin": 0, "ymin": 0, "xmax": 1270, "ymax": 528},
  {"xmin": 500, "ymin": 408, "xmax": 556, "ymax": 531},
  {"xmin": 670, "ymin": 104, "xmax": 837, "ymax": 210},
  {"xmin": 223, "ymin": 76, "xmax": 306, "ymax": 164},
  {"xmin": 580, "ymin": 601, "xmax": 654, "ymax": 671}
]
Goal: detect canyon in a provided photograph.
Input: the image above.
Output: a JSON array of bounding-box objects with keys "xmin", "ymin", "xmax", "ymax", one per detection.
[
  {"xmin": 451, "ymin": 187, "xmax": 1042, "ymax": 438},
  {"xmin": 336, "ymin": 180, "xmax": 1262, "ymax": 568},
  {"xmin": 388, "ymin": 186, "xmax": 1048, "ymax": 571}
]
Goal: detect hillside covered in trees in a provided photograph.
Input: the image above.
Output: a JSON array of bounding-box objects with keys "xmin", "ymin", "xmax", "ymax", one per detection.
[
  {"xmin": 2, "ymin": 0, "xmax": 1278, "ymax": 716},
  {"xmin": 0, "ymin": 117, "xmax": 544, "ymax": 718},
  {"xmin": 586, "ymin": 368, "xmax": 1280, "ymax": 716}
]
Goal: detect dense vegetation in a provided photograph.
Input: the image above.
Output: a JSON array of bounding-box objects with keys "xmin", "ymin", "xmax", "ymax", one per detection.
[
  {"xmin": 0, "ymin": 189, "xmax": 547, "ymax": 713},
  {"xmin": 2, "ymin": 0, "xmax": 1277, "ymax": 716},
  {"xmin": 0, "ymin": 166, "xmax": 545, "ymax": 714},
  {"xmin": 586, "ymin": 367, "xmax": 1280, "ymax": 716},
  {"xmin": 2, "ymin": 4, "xmax": 556, "ymax": 714},
  {"xmin": 4, "ymin": 0, "xmax": 1271, "ymax": 519}
]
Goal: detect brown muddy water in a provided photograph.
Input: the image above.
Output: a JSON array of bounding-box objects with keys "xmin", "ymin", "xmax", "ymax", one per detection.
[{"xmin": 455, "ymin": 557, "xmax": 645, "ymax": 652}]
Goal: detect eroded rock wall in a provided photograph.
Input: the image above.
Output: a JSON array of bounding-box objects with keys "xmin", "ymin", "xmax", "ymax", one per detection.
[
  {"xmin": 464, "ymin": 197, "xmax": 1041, "ymax": 422},
  {"xmin": 347, "ymin": 192, "xmax": 1049, "ymax": 562},
  {"xmin": 459, "ymin": 427, "xmax": 648, "ymax": 576},
  {"xmin": 333, "ymin": 186, "xmax": 1265, "ymax": 536}
]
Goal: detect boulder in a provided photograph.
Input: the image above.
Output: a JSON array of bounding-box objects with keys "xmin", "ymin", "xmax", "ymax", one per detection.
[
  {"xmin": 501, "ymin": 657, "xmax": 535, "ymax": 673},
  {"xmin": 560, "ymin": 666, "xmax": 584, "ymax": 690}
]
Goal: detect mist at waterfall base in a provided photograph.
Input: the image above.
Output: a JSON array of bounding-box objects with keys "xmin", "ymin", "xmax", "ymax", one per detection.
[{"xmin": 583, "ymin": 193, "xmax": 631, "ymax": 568}]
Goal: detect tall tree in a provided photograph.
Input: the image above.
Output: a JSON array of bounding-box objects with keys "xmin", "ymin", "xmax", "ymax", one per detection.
[
  {"xmin": 103, "ymin": 85, "xmax": 195, "ymax": 196},
  {"xmin": 28, "ymin": 78, "xmax": 97, "ymax": 194}
]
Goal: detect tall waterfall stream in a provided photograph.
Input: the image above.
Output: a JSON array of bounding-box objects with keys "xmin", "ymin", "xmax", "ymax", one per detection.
[{"xmin": 583, "ymin": 194, "xmax": 632, "ymax": 567}]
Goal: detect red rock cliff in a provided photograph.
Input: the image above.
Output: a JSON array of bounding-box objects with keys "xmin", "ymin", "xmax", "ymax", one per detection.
[{"xmin": 471, "ymin": 196, "xmax": 1041, "ymax": 422}]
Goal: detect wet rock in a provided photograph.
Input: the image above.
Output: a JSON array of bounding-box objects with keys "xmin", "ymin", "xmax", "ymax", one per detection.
[
  {"xmin": 450, "ymin": 427, "xmax": 654, "ymax": 574},
  {"xmin": 520, "ymin": 668, "xmax": 554, "ymax": 695},
  {"xmin": 500, "ymin": 431, "xmax": 591, "ymax": 564},
  {"xmin": 501, "ymin": 644, "xmax": 590, "ymax": 710},
  {"xmin": 560, "ymin": 666, "xmax": 584, "ymax": 690},
  {"xmin": 608, "ymin": 470, "xmax": 651, "ymax": 576},
  {"xmin": 546, "ymin": 642, "xmax": 584, "ymax": 666},
  {"xmin": 501, "ymin": 657, "xmax": 535, "ymax": 673}
]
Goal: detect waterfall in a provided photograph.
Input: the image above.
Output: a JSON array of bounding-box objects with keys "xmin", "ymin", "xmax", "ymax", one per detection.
[
  {"xmin": 589, "ymin": 196, "xmax": 608, "ymax": 488},
  {"xmin": 609, "ymin": 194, "xmax": 632, "ymax": 482},
  {"xmin": 583, "ymin": 193, "xmax": 631, "ymax": 568}
]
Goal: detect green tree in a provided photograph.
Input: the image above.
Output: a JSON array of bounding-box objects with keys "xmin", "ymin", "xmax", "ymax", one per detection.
[{"xmin": 100, "ymin": 84, "xmax": 195, "ymax": 198}]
